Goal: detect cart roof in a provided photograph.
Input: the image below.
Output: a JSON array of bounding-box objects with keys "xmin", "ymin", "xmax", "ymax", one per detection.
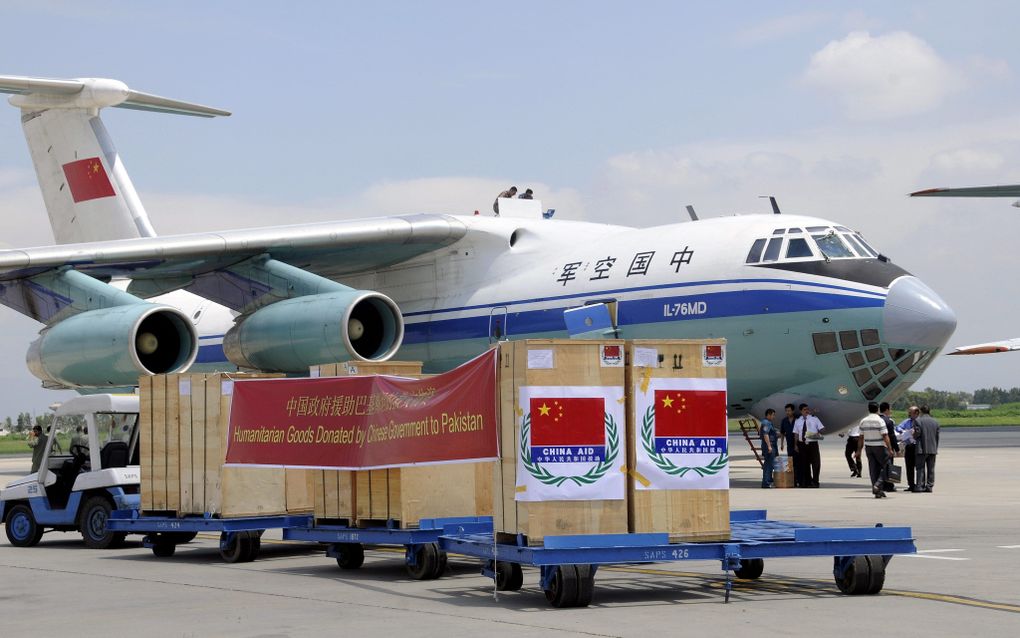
[{"xmin": 53, "ymin": 393, "xmax": 139, "ymax": 417}]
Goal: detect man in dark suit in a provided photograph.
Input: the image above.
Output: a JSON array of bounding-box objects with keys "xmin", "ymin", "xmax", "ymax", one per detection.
[{"xmin": 913, "ymin": 405, "xmax": 940, "ymax": 492}]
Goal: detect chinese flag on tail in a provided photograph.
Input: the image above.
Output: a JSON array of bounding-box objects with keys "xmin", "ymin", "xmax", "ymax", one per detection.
[
  {"xmin": 62, "ymin": 157, "xmax": 116, "ymax": 203},
  {"xmin": 654, "ymin": 389, "xmax": 726, "ymax": 438},
  {"xmin": 530, "ymin": 397, "xmax": 605, "ymax": 446}
]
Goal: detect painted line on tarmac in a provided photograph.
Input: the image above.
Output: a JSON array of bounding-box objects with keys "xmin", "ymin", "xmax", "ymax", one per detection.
[
  {"xmin": 997, "ymin": 545, "xmax": 1020, "ymax": 549},
  {"xmin": 601, "ymin": 565, "xmax": 1020, "ymax": 613}
]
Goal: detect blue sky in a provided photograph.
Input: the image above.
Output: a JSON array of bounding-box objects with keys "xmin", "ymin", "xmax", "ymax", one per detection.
[{"xmin": 1, "ymin": 1, "xmax": 1019, "ymax": 412}]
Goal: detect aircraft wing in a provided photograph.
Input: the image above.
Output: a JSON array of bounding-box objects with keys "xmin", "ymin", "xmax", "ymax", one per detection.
[
  {"xmin": 0, "ymin": 213, "xmax": 466, "ymax": 322},
  {"xmin": 947, "ymin": 338, "xmax": 1020, "ymax": 355},
  {"xmin": 910, "ymin": 185, "xmax": 1020, "ymax": 198}
]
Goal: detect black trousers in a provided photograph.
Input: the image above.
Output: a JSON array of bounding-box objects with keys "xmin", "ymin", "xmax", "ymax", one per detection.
[
  {"xmin": 844, "ymin": 436, "xmax": 862, "ymax": 474},
  {"xmin": 866, "ymin": 445, "xmax": 890, "ymax": 490},
  {"xmin": 903, "ymin": 443, "xmax": 916, "ymax": 488},
  {"xmin": 804, "ymin": 441, "xmax": 821, "ymax": 486},
  {"xmin": 792, "ymin": 446, "xmax": 807, "ymax": 487}
]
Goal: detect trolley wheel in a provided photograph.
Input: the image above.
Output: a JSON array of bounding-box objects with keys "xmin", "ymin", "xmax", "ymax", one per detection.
[
  {"xmin": 5, "ymin": 504, "xmax": 43, "ymax": 547},
  {"xmin": 334, "ymin": 543, "xmax": 365, "ymax": 569},
  {"xmin": 433, "ymin": 549, "xmax": 448, "ymax": 579},
  {"xmin": 406, "ymin": 543, "xmax": 442, "ymax": 580},
  {"xmin": 494, "ymin": 562, "xmax": 524, "ymax": 591},
  {"xmin": 865, "ymin": 555, "xmax": 886, "ymax": 594},
  {"xmin": 151, "ymin": 540, "xmax": 176, "ymax": 558},
  {"xmin": 575, "ymin": 564, "xmax": 595, "ymax": 607},
  {"xmin": 220, "ymin": 531, "xmax": 258, "ymax": 563},
  {"xmin": 835, "ymin": 555, "xmax": 871, "ymax": 595},
  {"xmin": 167, "ymin": 531, "xmax": 198, "ymax": 544},
  {"xmin": 544, "ymin": 565, "xmax": 580, "ymax": 608},
  {"xmin": 78, "ymin": 495, "xmax": 126, "ymax": 549},
  {"xmin": 734, "ymin": 558, "xmax": 765, "ymax": 580}
]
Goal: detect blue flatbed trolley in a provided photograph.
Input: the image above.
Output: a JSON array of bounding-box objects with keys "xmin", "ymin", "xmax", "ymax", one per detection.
[
  {"xmin": 438, "ymin": 510, "xmax": 916, "ymax": 607},
  {"xmin": 106, "ymin": 510, "xmax": 313, "ymax": 562},
  {"xmin": 283, "ymin": 516, "xmax": 493, "ymax": 579}
]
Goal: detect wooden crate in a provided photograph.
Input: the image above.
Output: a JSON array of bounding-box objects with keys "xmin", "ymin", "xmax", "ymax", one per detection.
[
  {"xmin": 773, "ymin": 458, "xmax": 795, "ymax": 489},
  {"xmin": 625, "ymin": 340, "xmax": 730, "ymax": 541},
  {"xmin": 494, "ymin": 340, "xmax": 629, "ymax": 544},
  {"xmin": 308, "ymin": 360, "xmax": 493, "ymax": 527},
  {"xmin": 140, "ymin": 372, "xmax": 316, "ymax": 518}
]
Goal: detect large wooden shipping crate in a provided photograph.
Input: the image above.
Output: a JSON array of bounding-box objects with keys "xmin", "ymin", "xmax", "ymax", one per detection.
[
  {"xmin": 139, "ymin": 372, "xmax": 315, "ymax": 518},
  {"xmin": 308, "ymin": 361, "xmax": 494, "ymax": 527},
  {"xmin": 494, "ymin": 340, "xmax": 629, "ymax": 543},
  {"xmin": 625, "ymin": 340, "xmax": 730, "ymax": 541}
]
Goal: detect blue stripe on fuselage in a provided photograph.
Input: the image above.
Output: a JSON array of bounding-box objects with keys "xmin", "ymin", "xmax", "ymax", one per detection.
[{"xmin": 402, "ymin": 288, "xmax": 884, "ymax": 345}]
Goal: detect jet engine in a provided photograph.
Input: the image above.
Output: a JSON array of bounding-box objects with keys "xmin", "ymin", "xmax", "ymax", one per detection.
[
  {"xmin": 27, "ymin": 304, "xmax": 198, "ymax": 388},
  {"xmin": 222, "ymin": 290, "xmax": 404, "ymax": 372}
]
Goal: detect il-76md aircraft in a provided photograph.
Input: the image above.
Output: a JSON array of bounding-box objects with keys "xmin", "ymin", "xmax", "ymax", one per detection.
[{"xmin": 0, "ymin": 75, "xmax": 957, "ymax": 429}]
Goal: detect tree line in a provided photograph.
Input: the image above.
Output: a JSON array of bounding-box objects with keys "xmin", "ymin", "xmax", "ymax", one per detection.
[{"xmin": 890, "ymin": 386, "xmax": 1020, "ymax": 411}]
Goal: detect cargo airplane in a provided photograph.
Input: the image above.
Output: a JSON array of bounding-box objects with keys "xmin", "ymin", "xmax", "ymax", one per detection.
[{"xmin": 0, "ymin": 75, "xmax": 957, "ymax": 429}]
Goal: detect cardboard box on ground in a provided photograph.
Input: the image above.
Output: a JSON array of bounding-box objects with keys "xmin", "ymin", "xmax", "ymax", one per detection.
[
  {"xmin": 309, "ymin": 361, "xmax": 493, "ymax": 528},
  {"xmin": 140, "ymin": 372, "xmax": 315, "ymax": 518}
]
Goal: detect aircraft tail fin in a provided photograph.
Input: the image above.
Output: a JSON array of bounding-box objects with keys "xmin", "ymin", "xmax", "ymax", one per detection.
[{"xmin": 0, "ymin": 75, "xmax": 229, "ymax": 244}]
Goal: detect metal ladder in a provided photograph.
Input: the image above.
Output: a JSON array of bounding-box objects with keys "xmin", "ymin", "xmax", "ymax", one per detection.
[{"xmin": 737, "ymin": 416, "xmax": 764, "ymax": 467}]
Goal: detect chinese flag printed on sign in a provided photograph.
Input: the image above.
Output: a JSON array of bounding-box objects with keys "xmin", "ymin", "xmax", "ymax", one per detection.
[
  {"xmin": 62, "ymin": 157, "xmax": 116, "ymax": 203},
  {"xmin": 653, "ymin": 389, "xmax": 726, "ymax": 438},
  {"xmin": 530, "ymin": 397, "xmax": 605, "ymax": 446}
]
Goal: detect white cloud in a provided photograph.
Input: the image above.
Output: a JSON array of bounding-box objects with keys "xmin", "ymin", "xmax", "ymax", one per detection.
[{"xmin": 803, "ymin": 31, "xmax": 962, "ymax": 120}]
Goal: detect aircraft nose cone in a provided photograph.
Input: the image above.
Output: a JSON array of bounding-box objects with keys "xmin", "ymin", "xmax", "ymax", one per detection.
[{"xmin": 882, "ymin": 276, "xmax": 956, "ymax": 348}]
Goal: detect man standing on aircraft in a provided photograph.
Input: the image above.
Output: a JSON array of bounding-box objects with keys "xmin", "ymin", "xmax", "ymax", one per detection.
[
  {"xmin": 896, "ymin": 406, "xmax": 920, "ymax": 492},
  {"xmin": 518, "ymin": 188, "xmax": 534, "ymax": 199},
  {"xmin": 913, "ymin": 405, "xmax": 940, "ymax": 492},
  {"xmin": 794, "ymin": 403, "xmax": 825, "ymax": 487},
  {"xmin": 493, "ymin": 186, "xmax": 517, "ymax": 215},
  {"xmin": 879, "ymin": 402, "xmax": 899, "ymax": 492},
  {"xmin": 779, "ymin": 404, "xmax": 803, "ymax": 487},
  {"xmin": 858, "ymin": 402, "xmax": 893, "ymax": 498}
]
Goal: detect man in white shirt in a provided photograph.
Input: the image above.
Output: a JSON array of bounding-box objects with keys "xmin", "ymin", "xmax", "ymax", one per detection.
[
  {"xmin": 857, "ymin": 402, "xmax": 894, "ymax": 498},
  {"xmin": 794, "ymin": 403, "xmax": 825, "ymax": 487},
  {"xmin": 841, "ymin": 421, "xmax": 862, "ymax": 478}
]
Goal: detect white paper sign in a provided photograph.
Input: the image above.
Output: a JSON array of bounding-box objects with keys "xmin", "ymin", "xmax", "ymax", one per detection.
[
  {"xmin": 178, "ymin": 378, "xmax": 191, "ymax": 396},
  {"xmin": 221, "ymin": 380, "xmax": 234, "ymax": 396},
  {"xmin": 632, "ymin": 377, "xmax": 729, "ymax": 490},
  {"xmin": 309, "ymin": 368, "xmax": 321, "ymax": 378},
  {"xmin": 515, "ymin": 385, "xmax": 626, "ymax": 501},
  {"xmin": 633, "ymin": 347, "xmax": 659, "ymax": 368},
  {"xmin": 526, "ymin": 349, "xmax": 554, "ymax": 369}
]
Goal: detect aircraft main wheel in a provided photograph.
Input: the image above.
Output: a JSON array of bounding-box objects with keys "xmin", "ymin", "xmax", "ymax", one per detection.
[
  {"xmin": 220, "ymin": 531, "xmax": 258, "ymax": 563},
  {"xmin": 544, "ymin": 565, "xmax": 580, "ymax": 608},
  {"xmin": 78, "ymin": 496, "xmax": 125, "ymax": 549},
  {"xmin": 334, "ymin": 543, "xmax": 365, "ymax": 569},
  {"xmin": 494, "ymin": 562, "xmax": 524, "ymax": 591},
  {"xmin": 5, "ymin": 504, "xmax": 43, "ymax": 547},
  {"xmin": 406, "ymin": 543, "xmax": 442, "ymax": 580},
  {"xmin": 734, "ymin": 558, "xmax": 765, "ymax": 580},
  {"xmin": 835, "ymin": 556, "xmax": 871, "ymax": 595}
]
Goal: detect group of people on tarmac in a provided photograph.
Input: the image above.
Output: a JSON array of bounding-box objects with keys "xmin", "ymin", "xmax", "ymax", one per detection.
[{"xmin": 758, "ymin": 401, "xmax": 941, "ymax": 496}]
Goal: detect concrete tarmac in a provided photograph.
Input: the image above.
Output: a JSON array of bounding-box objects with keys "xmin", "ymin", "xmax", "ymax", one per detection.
[{"xmin": 1, "ymin": 429, "xmax": 1018, "ymax": 637}]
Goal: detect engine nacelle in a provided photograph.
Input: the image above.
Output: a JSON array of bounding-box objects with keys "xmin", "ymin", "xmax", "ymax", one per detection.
[
  {"xmin": 222, "ymin": 290, "xmax": 404, "ymax": 372},
  {"xmin": 27, "ymin": 304, "xmax": 198, "ymax": 388}
]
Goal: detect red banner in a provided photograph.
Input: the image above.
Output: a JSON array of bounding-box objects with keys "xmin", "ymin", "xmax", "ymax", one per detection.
[{"xmin": 224, "ymin": 349, "xmax": 498, "ymax": 469}]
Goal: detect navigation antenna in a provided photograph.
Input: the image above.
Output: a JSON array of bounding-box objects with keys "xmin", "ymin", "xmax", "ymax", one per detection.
[
  {"xmin": 759, "ymin": 195, "xmax": 781, "ymax": 214},
  {"xmin": 685, "ymin": 205, "xmax": 699, "ymax": 221}
]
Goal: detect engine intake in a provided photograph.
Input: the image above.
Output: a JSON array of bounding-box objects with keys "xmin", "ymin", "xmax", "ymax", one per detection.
[
  {"xmin": 222, "ymin": 290, "xmax": 404, "ymax": 372},
  {"xmin": 27, "ymin": 304, "xmax": 198, "ymax": 388}
]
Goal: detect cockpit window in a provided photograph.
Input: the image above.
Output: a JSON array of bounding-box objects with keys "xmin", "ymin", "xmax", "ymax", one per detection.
[
  {"xmin": 787, "ymin": 228, "xmax": 802, "ymax": 233},
  {"xmin": 855, "ymin": 233, "xmax": 879, "ymax": 257},
  {"xmin": 786, "ymin": 238, "xmax": 813, "ymax": 258},
  {"xmin": 762, "ymin": 237, "xmax": 783, "ymax": 262},
  {"xmin": 772, "ymin": 228, "xmax": 785, "ymax": 235},
  {"xmin": 806, "ymin": 226, "xmax": 829, "ymax": 232},
  {"xmin": 812, "ymin": 232, "xmax": 854, "ymax": 259},
  {"xmin": 843, "ymin": 234, "xmax": 869, "ymax": 257},
  {"xmin": 746, "ymin": 238, "xmax": 767, "ymax": 263}
]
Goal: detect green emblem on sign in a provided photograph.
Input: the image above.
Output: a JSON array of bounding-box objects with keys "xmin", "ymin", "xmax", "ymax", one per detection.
[
  {"xmin": 640, "ymin": 405, "xmax": 727, "ymax": 476},
  {"xmin": 519, "ymin": 412, "xmax": 619, "ymax": 487}
]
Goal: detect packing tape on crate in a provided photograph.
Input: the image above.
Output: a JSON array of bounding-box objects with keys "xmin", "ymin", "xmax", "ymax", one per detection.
[{"xmin": 622, "ymin": 465, "xmax": 651, "ymax": 487}]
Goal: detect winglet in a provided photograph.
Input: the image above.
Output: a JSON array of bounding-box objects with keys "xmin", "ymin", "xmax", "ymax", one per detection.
[
  {"xmin": 0, "ymin": 75, "xmax": 230, "ymax": 117},
  {"xmin": 947, "ymin": 338, "xmax": 1020, "ymax": 355}
]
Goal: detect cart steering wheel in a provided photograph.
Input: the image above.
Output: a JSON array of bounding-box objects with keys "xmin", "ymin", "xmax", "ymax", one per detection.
[{"xmin": 69, "ymin": 443, "xmax": 90, "ymax": 464}]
